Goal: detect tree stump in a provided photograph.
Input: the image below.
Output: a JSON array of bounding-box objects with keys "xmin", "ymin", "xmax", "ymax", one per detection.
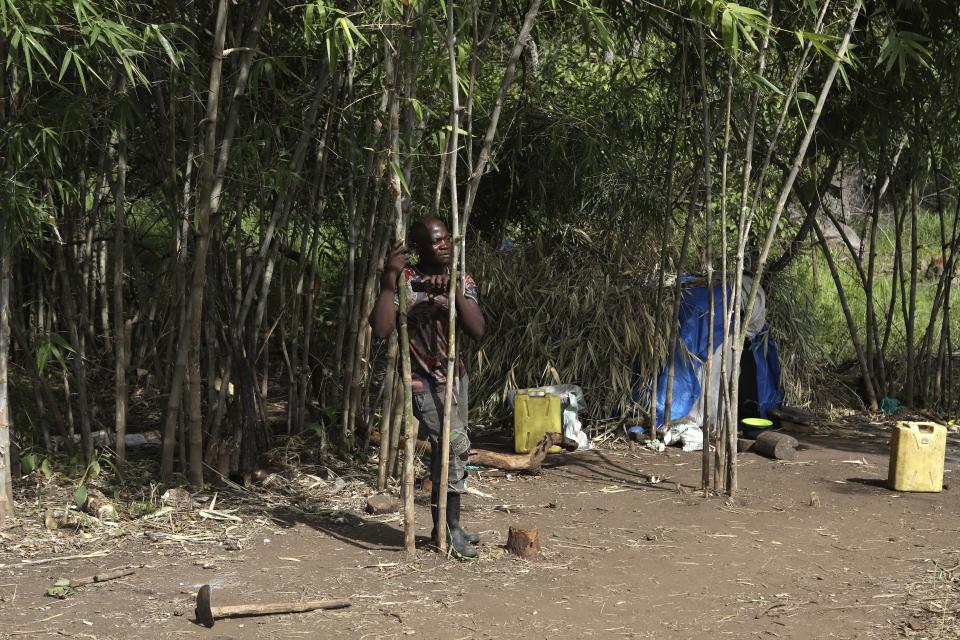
[
  {"xmin": 83, "ymin": 488, "xmax": 117, "ymax": 520},
  {"xmin": 506, "ymin": 526, "xmax": 540, "ymax": 559},
  {"xmin": 752, "ymin": 431, "xmax": 798, "ymax": 461},
  {"xmin": 365, "ymin": 493, "xmax": 400, "ymax": 515}
]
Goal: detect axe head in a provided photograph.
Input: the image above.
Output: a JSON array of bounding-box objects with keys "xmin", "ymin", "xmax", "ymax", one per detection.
[{"xmin": 195, "ymin": 584, "xmax": 215, "ymax": 628}]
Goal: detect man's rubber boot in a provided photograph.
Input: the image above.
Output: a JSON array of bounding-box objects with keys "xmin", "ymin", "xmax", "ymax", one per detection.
[
  {"xmin": 430, "ymin": 490, "xmax": 480, "ymax": 546},
  {"xmin": 445, "ymin": 492, "xmax": 478, "ymax": 560},
  {"xmin": 431, "ymin": 522, "xmax": 481, "ymax": 545}
]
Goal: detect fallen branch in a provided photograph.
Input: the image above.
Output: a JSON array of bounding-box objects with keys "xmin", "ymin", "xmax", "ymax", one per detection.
[
  {"xmin": 47, "ymin": 567, "xmax": 136, "ymax": 598},
  {"xmin": 371, "ymin": 431, "xmax": 577, "ymax": 473},
  {"xmin": 68, "ymin": 567, "xmax": 135, "ymax": 587},
  {"xmin": 468, "ymin": 433, "xmax": 577, "ymax": 473}
]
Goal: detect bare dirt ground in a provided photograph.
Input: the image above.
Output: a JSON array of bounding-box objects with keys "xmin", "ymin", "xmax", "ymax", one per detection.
[{"xmin": 2, "ymin": 417, "xmax": 959, "ymax": 640}]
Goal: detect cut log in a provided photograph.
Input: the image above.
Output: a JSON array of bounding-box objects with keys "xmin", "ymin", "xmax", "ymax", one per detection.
[
  {"xmin": 751, "ymin": 431, "xmax": 798, "ymax": 461},
  {"xmin": 83, "ymin": 488, "xmax": 118, "ymax": 520},
  {"xmin": 44, "ymin": 509, "xmax": 82, "ymax": 530},
  {"xmin": 53, "ymin": 430, "xmax": 161, "ymax": 448},
  {"xmin": 373, "ymin": 430, "xmax": 576, "ymax": 474},
  {"xmin": 737, "ymin": 438, "xmax": 755, "ymax": 453},
  {"xmin": 768, "ymin": 407, "xmax": 814, "ymax": 425},
  {"xmin": 506, "ymin": 525, "xmax": 540, "ymax": 559},
  {"xmin": 467, "ymin": 432, "xmax": 575, "ymax": 473}
]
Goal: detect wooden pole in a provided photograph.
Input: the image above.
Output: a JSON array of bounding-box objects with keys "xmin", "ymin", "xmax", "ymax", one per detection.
[
  {"xmin": 384, "ymin": 25, "xmax": 418, "ymax": 558},
  {"xmin": 436, "ymin": 0, "xmax": 463, "ymax": 554},
  {"xmin": 715, "ymin": 59, "xmax": 733, "ymax": 491}
]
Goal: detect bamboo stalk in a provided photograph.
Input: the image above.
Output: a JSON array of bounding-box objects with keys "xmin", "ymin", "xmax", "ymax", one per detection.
[
  {"xmin": 112, "ymin": 78, "xmax": 130, "ymax": 464},
  {"xmin": 662, "ymin": 29, "xmax": 692, "ymax": 435},
  {"xmin": 0, "ymin": 216, "xmax": 13, "ymax": 517},
  {"xmin": 736, "ymin": 0, "xmax": 868, "ymax": 422},
  {"xmin": 50, "ymin": 212, "xmax": 94, "ymax": 463},
  {"xmin": 725, "ymin": 1, "xmax": 774, "ymax": 493},
  {"xmin": 460, "ymin": 0, "xmax": 541, "ymax": 231},
  {"xmin": 387, "ymin": 377, "xmax": 404, "ymax": 478},
  {"xmin": 746, "ymin": 0, "xmax": 831, "ymax": 226},
  {"xmin": 185, "ymin": 0, "xmax": 231, "ymax": 489},
  {"xmin": 377, "ymin": 334, "xmax": 399, "ymax": 490},
  {"xmin": 649, "ymin": 25, "xmax": 687, "ymax": 440},
  {"xmin": 696, "ymin": 23, "xmax": 713, "ymax": 493},
  {"xmin": 906, "ymin": 178, "xmax": 919, "ymax": 405}
]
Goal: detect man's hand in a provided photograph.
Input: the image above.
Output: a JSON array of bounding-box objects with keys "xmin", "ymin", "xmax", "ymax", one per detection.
[
  {"xmin": 382, "ymin": 242, "xmax": 409, "ymax": 289},
  {"xmin": 420, "ymin": 274, "xmax": 450, "ymax": 293}
]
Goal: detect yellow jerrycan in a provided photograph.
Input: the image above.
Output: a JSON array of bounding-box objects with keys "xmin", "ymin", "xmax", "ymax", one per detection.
[
  {"xmin": 887, "ymin": 421, "xmax": 947, "ymax": 492},
  {"xmin": 513, "ymin": 389, "xmax": 562, "ymax": 454}
]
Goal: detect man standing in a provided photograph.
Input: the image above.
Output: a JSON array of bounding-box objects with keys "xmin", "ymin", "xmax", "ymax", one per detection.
[{"xmin": 371, "ymin": 216, "xmax": 486, "ymax": 559}]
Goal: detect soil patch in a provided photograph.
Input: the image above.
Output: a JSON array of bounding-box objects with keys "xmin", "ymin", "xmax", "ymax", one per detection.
[{"xmin": 1, "ymin": 418, "xmax": 957, "ymax": 639}]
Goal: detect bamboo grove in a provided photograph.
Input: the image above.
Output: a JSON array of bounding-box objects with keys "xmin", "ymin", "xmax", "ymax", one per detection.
[{"xmin": 1, "ymin": 0, "xmax": 959, "ymax": 517}]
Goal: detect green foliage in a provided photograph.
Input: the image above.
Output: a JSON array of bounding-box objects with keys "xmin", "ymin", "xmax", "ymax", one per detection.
[
  {"xmin": 73, "ymin": 454, "xmax": 104, "ymax": 508},
  {"xmin": 20, "ymin": 452, "xmax": 54, "ymax": 478},
  {"xmin": 877, "ymin": 29, "xmax": 932, "ymax": 85},
  {"xmin": 2, "ymin": 0, "xmax": 960, "ymax": 470}
]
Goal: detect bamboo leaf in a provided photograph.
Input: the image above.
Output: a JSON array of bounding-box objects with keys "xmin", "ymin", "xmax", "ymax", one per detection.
[
  {"xmin": 151, "ymin": 25, "xmax": 179, "ymax": 68},
  {"xmin": 721, "ymin": 8, "xmax": 736, "ymax": 53},
  {"xmin": 750, "ymin": 72, "xmax": 782, "ymax": 95},
  {"xmin": 74, "ymin": 485, "xmax": 88, "ymax": 509},
  {"xmin": 58, "ymin": 49, "xmax": 73, "ymax": 82}
]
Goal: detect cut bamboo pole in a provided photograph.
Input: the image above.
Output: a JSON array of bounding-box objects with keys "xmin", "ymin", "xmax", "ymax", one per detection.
[
  {"xmin": 377, "ymin": 334, "xmax": 399, "ymax": 490},
  {"xmin": 385, "ymin": 26, "xmax": 418, "ymax": 558},
  {"xmin": 436, "ymin": 0, "xmax": 463, "ymax": 554},
  {"xmin": 696, "ymin": 23, "xmax": 713, "ymax": 493},
  {"xmin": 112, "ymin": 79, "xmax": 129, "ymax": 464},
  {"xmin": 0, "ymin": 217, "xmax": 13, "ymax": 517},
  {"xmin": 725, "ymin": 2, "xmax": 774, "ymax": 495},
  {"xmin": 662, "ymin": 29, "xmax": 693, "ymax": 435},
  {"xmin": 649, "ymin": 26, "xmax": 686, "ymax": 441},
  {"xmin": 715, "ymin": 59, "xmax": 733, "ymax": 492}
]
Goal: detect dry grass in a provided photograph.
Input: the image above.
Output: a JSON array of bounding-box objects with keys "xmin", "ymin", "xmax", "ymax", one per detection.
[
  {"xmin": 764, "ymin": 266, "xmax": 834, "ymax": 408},
  {"xmin": 467, "ymin": 226, "xmax": 669, "ymax": 426},
  {"xmin": 466, "ymin": 227, "xmax": 828, "ymax": 427},
  {"xmin": 899, "ymin": 559, "xmax": 960, "ymax": 638}
]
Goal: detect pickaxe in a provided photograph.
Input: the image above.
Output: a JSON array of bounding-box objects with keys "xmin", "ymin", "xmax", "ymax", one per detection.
[{"xmin": 194, "ymin": 584, "xmax": 350, "ymax": 627}]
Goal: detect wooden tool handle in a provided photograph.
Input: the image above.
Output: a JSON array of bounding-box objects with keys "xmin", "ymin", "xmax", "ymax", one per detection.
[
  {"xmin": 212, "ymin": 599, "xmax": 350, "ymax": 618},
  {"xmin": 69, "ymin": 568, "xmax": 136, "ymax": 588}
]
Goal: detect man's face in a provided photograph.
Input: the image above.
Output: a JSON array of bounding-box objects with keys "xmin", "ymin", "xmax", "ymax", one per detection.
[{"xmin": 416, "ymin": 220, "xmax": 452, "ymax": 266}]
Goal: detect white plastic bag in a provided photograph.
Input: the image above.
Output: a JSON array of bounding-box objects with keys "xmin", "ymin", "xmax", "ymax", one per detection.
[
  {"xmin": 661, "ymin": 420, "xmax": 703, "ymax": 452},
  {"xmin": 562, "ymin": 394, "xmax": 591, "ymax": 450}
]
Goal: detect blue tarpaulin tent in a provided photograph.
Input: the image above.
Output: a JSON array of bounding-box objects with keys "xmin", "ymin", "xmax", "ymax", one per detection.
[{"xmin": 632, "ymin": 276, "xmax": 783, "ymax": 431}]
